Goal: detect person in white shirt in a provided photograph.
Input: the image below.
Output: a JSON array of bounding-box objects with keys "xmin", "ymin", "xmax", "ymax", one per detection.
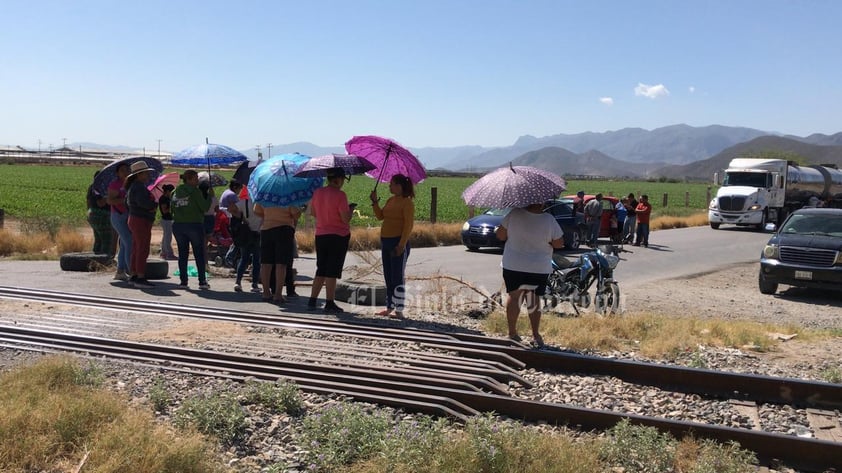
[{"xmin": 495, "ymin": 203, "xmax": 564, "ymax": 348}]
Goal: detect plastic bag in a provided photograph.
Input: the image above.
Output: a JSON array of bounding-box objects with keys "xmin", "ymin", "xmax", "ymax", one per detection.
[{"xmin": 173, "ymin": 265, "xmax": 210, "ymax": 279}]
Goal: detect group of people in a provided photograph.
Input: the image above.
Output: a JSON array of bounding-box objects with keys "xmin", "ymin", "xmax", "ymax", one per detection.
[
  {"xmin": 572, "ymin": 191, "xmax": 653, "ymax": 248},
  {"xmin": 85, "ymin": 163, "xmax": 417, "ymax": 318}
]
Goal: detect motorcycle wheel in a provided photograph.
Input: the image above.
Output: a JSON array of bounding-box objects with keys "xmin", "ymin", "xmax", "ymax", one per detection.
[{"xmin": 595, "ymin": 281, "xmax": 621, "ymax": 315}]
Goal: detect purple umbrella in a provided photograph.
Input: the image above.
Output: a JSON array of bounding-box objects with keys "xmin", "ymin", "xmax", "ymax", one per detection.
[
  {"xmin": 345, "ymin": 135, "xmax": 426, "ymax": 191},
  {"xmin": 461, "ymin": 164, "xmax": 567, "ymax": 208},
  {"xmin": 293, "ymin": 153, "xmax": 376, "ymax": 178}
]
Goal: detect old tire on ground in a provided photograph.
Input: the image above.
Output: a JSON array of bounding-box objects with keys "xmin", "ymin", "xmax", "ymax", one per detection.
[
  {"xmin": 335, "ymin": 280, "xmax": 386, "ymax": 306},
  {"xmin": 145, "ymin": 258, "xmax": 170, "ymax": 280},
  {"xmin": 59, "ymin": 252, "xmax": 114, "ymax": 272}
]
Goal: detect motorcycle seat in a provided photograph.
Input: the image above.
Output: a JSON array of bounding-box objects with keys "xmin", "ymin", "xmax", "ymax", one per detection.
[{"xmin": 552, "ymin": 253, "xmax": 577, "ymax": 269}]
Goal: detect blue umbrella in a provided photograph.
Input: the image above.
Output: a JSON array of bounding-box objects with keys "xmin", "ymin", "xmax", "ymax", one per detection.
[
  {"xmin": 248, "ymin": 153, "xmax": 324, "ymax": 208},
  {"xmin": 170, "ymin": 138, "xmax": 248, "ymax": 173},
  {"xmin": 93, "ymin": 156, "xmax": 163, "ymax": 195}
]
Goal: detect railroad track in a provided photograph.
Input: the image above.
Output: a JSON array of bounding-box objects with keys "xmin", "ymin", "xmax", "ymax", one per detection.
[{"xmin": 1, "ymin": 285, "xmax": 841, "ymax": 472}]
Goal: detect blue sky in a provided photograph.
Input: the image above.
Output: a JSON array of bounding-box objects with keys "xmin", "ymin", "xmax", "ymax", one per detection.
[{"xmin": 2, "ymin": 0, "xmax": 840, "ymax": 153}]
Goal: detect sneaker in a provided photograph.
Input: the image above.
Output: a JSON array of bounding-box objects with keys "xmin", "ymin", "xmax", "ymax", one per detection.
[
  {"xmin": 286, "ymin": 290, "xmax": 299, "ymax": 298},
  {"xmin": 129, "ymin": 275, "xmax": 138, "ymax": 284},
  {"xmin": 250, "ymin": 286, "xmax": 262, "ymax": 293},
  {"xmin": 307, "ymin": 298, "xmax": 319, "ymax": 311},
  {"xmin": 178, "ymin": 280, "xmax": 188, "ymax": 288},
  {"xmin": 198, "ymin": 282, "xmax": 210, "ymax": 290},
  {"xmin": 113, "ymin": 270, "xmax": 129, "ymax": 281},
  {"xmin": 234, "ymin": 283, "xmax": 242, "ymax": 292},
  {"xmin": 133, "ymin": 278, "xmax": 154, "ymax": 289}
]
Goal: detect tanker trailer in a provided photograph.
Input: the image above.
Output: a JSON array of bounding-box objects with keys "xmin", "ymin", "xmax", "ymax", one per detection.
[{"xmin": 709, "ymin": 159, "xmax": 842, "ymax": 230}]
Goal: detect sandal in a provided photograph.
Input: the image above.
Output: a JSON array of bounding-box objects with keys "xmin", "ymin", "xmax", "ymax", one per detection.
[
  {"xmin": 389, "ymin": 312, "xmax": 405, "ymax": 319},
  {"xmin": 532, "ymin": 335, "xmax": 545, "ymax": 348},
  {"xmin": 375, "ymin": 309, "xmax": 393, "ymax": 316}
]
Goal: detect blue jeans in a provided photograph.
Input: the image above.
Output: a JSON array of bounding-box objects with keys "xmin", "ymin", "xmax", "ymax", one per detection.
[
  {"xmin": 110, "ymin": 211, "xmax": 132, "ymax": 273},
  {"xmin": 173, "ymin": 222, "xmax": 208, "ymax": 284},
  {"xmin": 636, "ymin": 223, "xmax": 650, "ymax": 246},
  {"xmin": 236, "ymin": 238, "xmax": 261, "ymax": 287},
  {"xmin": 381, "ymin": 237, "xmax": 410, "ymax": 311}
]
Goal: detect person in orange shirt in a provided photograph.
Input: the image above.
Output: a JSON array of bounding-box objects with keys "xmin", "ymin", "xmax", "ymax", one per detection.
[
  {"xmin": 370, "ymin": 174, "xmax": 415, "ymax": 319},
  {"xmin": 633, "ymin": 194, "xmax": 652, "ymax": 247}
]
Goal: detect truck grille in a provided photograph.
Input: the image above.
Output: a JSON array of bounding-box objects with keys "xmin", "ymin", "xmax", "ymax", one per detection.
[
  {"xmin": 717, "ymin": 196, "xmax": 746, "ymax": 211},
  {"xmin": 780, "ymin": 247, "xmax": 837, "ymax": 267}
]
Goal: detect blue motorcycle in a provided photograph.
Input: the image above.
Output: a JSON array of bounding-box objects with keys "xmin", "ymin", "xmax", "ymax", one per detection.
[{"xmin": 544, "ymin": 244, "xmax": 621, "ymax": 315}]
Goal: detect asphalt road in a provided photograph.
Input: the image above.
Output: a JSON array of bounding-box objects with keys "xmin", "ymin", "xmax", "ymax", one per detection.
[
  {"xmin": 0, "ymin": 226, "xmax": 771, "ymax": 310},
  {"xmin": 371, "ymin": 225, "xmax": 772, "ymax": 293}
]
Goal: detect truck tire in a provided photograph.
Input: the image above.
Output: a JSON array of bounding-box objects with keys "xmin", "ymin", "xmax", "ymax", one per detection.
[
  {"xmin": 758, "ymin": 272, "xmax": 778, "ymax": 295},
  {"xmin": 755, "ymin": 211, "xmax": 767, "ymax": 231},
  {"xmin": 709, "ymin": 222, "xmax": 720, "ymax": 229},
  {"xmin": 59, "ymin": 252, "xmax": 114, "ymax": 272}
]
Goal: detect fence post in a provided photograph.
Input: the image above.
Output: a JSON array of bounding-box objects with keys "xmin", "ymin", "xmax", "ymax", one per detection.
[
  {"xmin": 430, "ymin": 187, "xmax": 438, "ymax": 224},
  {"xmin": 662, "ymin": 193, "xmax": 668, "ymax": 207},
  {"xmin": 0, "ymin": 208, "xmax": 4, "ymax": 228},
  {"xmin": 706, "ymin": 186, "xmax": 711, "ymax": 204},
  {"xmin": 468, "ymin": 206, "xmax": 475, "ymax": 218},
  {"xmin": 685, "ymin": 191, "xmax": 690, "ymax": 207}
]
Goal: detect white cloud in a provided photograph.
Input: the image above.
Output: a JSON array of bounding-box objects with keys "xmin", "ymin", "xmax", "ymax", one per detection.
[
  {"xmin": 634, "ymin": 83, "xmax": 670, "ymax": 99},
  {"xmin": 689, "ymin": 86, "xmax": 696, "ymax": 93},
  {"xmin": 599, "ymin": 97, "xmax": 614, "ymax": 106}
]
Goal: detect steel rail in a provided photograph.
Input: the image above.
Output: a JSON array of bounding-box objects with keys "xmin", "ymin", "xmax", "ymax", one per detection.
[
  {"xmin": 0, "ymin": 286, "xmax": 527, "ymax": 370},
  {"xmin": 0, "ymin": 326, "xmax": 510, "ymax": 395},
  {"xmin": 1, "ymin": 327, "xmax": 839, "ymax": 472},
  {"xmin": 474, "ymin": 345, "xmax": 842, "ymax": 410},
  {"xmin": 4, "ymin": 286, "xmax": 840, "ymax": 410}
]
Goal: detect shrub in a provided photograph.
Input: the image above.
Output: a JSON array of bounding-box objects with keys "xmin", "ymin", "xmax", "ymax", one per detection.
[{"xmin": 174, "ymin": 392, "xmax": 248, "ymax": 445}]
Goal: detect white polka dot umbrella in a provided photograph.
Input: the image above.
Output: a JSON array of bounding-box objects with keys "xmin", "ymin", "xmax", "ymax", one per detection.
[{"xmin": 461, "ymin": 164, "xmax": 567, "ymax": 208}]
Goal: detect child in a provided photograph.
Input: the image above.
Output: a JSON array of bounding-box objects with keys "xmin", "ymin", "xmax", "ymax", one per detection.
[{"xmin": 211, "ymin": 208, "xmax": 233, "ymax": 248}]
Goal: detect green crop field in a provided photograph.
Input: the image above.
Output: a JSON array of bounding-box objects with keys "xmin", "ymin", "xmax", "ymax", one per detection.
[{"xmin": 0, "ymin": 163, "xmax": 715, "ymax": 228}]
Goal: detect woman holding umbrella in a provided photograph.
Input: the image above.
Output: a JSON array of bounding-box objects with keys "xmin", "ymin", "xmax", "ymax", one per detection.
[
  {"xmin": 172, "ymin": 169, "xmax": 213, "ymax": 289},
  {"xmin": 369, "ymin": 174, "xmax": 415, "ymax": 319}
]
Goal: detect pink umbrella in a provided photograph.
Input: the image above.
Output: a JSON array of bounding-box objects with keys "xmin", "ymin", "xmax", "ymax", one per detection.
[
  {"xmin": 345, "ymin": 135, "xmax": 426, "ymax": 191},
  {"xmin": 147, "ymin": 172, "xmax": 180, "ymax": 202},
  {"xmin": 461, "ymin": 164, "xmax": 566, "ymax": 208}
]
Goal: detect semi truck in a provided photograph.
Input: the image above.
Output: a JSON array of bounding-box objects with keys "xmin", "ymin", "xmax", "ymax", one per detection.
[{"xmin": 708, "ymin": 158, "xmax": 842, "ymax": 230}]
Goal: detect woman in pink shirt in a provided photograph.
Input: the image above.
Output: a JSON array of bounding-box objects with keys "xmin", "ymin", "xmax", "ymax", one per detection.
[{"xmin": 307, "ymin": 169, "xmax": 353, "ymax": 313}]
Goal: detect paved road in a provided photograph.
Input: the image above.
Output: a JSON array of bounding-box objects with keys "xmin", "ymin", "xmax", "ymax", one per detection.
[
  {"xmin": 347, "ymin": 225, "xmax": 771, "ymax": 293},
  {"xmin": 0, "ymin": 226, "xmax": 770, "ymax": 311}
]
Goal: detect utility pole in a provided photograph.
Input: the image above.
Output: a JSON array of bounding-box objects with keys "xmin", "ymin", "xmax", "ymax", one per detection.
[
  {"xmin": 157, "ymin": 139, "xmax": 162, "ymax": 157},
  {"xmin": 267, "ymin": 143, "xmax": 272, "ymax": 159},
  {"xmin": 256, "ymin": 145, "xmax": 262, "ymax": 159}
]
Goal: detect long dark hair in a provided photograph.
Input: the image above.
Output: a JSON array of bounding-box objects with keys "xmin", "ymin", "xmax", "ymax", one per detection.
[{"xmin": 391, "ymin": 174, "xmax": 415, "ymax": 198}]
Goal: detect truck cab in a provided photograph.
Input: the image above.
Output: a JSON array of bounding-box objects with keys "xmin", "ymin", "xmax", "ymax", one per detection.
[{"xmin": 708, "ymin": 158, "xmax": 786, "ymax": 230}]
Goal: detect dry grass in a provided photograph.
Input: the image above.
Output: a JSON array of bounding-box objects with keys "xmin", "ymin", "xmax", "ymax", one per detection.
[
  {"xmin": 650, "ymin": 211, "xmax": 709, "ymax": 230},
  {"xmin": 295, "ymin": 221, "xmax": 464, "ymax": 253},
  {"xmin": 482, "ymin": 310, "xmax": 802, "ymax": 358},
  {"xmin": 0, "ymin": 356, "xmax": 226, "ymax": 473}
]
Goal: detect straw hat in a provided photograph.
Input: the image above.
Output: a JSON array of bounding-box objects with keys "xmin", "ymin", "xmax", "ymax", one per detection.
[{"xmin": 127, "ymin": 161, "xmax": 153, "ymax": 178}]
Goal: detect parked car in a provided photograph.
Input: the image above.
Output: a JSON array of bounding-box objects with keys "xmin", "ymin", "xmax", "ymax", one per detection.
[
  {"xmin": 460, "ymin": 208, "xmax": 509, "ymax": 250},
  {"xmin": 758, "ymin": 208, "xmax": 842, "ymax": 294},
  {"xmin": 460, "ymin": 197, "xmax": 613, "ymax": 251}
]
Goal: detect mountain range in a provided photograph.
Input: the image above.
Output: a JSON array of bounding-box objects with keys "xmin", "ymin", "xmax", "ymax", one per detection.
[{"xmin": 67, "ymin": 124, "xmax": 842, "ymax": 180}]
